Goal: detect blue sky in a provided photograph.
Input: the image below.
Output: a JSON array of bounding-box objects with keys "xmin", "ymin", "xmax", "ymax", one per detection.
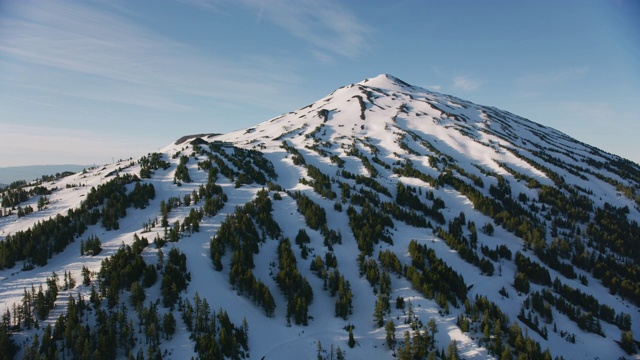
[{"xmin": 1, "ymin": 0, "xmax": 639, "ymax": 167}]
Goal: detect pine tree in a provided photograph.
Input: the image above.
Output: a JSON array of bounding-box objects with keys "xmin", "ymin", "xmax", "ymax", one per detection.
[
  {"xmin": 348, "ymin": 327, "xmax": 356, "ymax": 348},
  {"xmin": 620, "ymin": 330, "xmax": 636, "ymax": 354},
  {"xmin": 385, "ymin": 320, "xmax": 396, "ymax": 349}
]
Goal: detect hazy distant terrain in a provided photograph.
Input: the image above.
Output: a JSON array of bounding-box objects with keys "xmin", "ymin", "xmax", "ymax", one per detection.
[{"xmin": 0, "ymin": 164, "xmax": 88, "ymax": 185}]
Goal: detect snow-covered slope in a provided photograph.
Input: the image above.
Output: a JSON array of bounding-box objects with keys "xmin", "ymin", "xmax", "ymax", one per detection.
[{"xmin": 1, "ymin": 74, "xmax": 639, "ymax": 360}]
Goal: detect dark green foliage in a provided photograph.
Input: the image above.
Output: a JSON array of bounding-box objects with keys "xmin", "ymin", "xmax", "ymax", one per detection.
[
  {"xmin": 80, "ymin": 234, "xmax": 102, "ymax": 256},
  {"xmin": 378, "ymin": 249, "xmax": 403, "ymax": 274},
  {"xmin": 0, "ymin": 174, "xmax": 146, "ymax": 269},
  {"xmin": 139, "ymin": 152, "xmax": 170, "ymax": 178},
  {"xmin": 620, "ymin": 330, "xmax": 636, "ymax": 354},
  {"xmin": 161, "ymin": 248, "xmax": 190, "ymax": 308},
  {"xmin": 99, "ymin": 242, "xmax": 147, "ymax": 307},
  {"xmin": 209, "ymin": 145, "xmax": 277, "ymax": 185},
  {"xmin": 128, "ymin": 181, "xmax": 156, "ymax": 209},
  {"xmin": 277, "ymin": 239, "xmax": 313, "ymax": 325},
  {"xmin": 463, "ymin": 294, "xmax": 554, "ymax": 359},
  {"xmin": 330, "ymin": 154, "xmax": 345, "ymax": 167},
  {"xmin": 0, "ymin": 326, "xmax": 17, "ymax": 360},
  {"xmin": 293, "ymin": 192, "xmax": 327, "ymax": 230},
  {"xmin": 480, "ymin": 244, "xmax": 512, "ymax": 261},
  {"xmin": 345, "ymin": 140, "xmax": 379, "ymax": 177},
  {"xmin": 174, "ymin": 155, "xmax": 192, "ymax": 183},
  {"xmin": 341, "ymin": 171, "xmax": 391, "ymax": 197},
  {"xmin": 347, "ymin": 204, "xmax": 393, "ymax": 256},
  {"xmin": 301, "ymin": 165, "xmax": 336, "ymax": 199},
  {"xmin": 392, "ymin": 159, "xmax": 438, "ymax": 188},
  {"xmin": 513, "ymin": 272, "xmax": 530, "ymax": 293},
  {"xmin": 209, "ymin": 189, "xmax": 278, "ymax": 316},
  {"xmin": 143, "ymin": 264, "xmax": 157, "ymax": 288},
  {"xmin": 295, "ymin": 229, "xmax": 311, "ymax": 245},
  {"xmin": 129, "ymin": 281, "xmax": 145, "ymax": 307},
  {"xmin": 549, "ymin": 278, "xmax": 631, "ymax": 331},
  {"xmin": 395, "ymin": 182, "xmax": 445, "ymax": 224},
  {"xmin": 436, "ymin": 214, "xmax": 495, "ymax": 276},
  {"xmin": 334, "ymin": 275, "xmax": 353, "ymax": 320},
  {"xmin": 182, "ymin": 293, "xmax": 250, "ymax": 359},
  {"xmin": 406, "ymin": 240, "xmax": 467, "ymax": 308},
  {"xmin": 281, "ymin": 141, "xmax": 306, "ymax": 166},
  {"xmin": 515, "ymin": 252, "xmax": 551, "ymax": 286},
  {"xmin": 481, "ymin": 222, "xmax": 494, "ymax": 235}
]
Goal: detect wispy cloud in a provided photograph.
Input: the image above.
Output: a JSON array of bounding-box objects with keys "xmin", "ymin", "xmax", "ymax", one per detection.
[
  {"xmin": 0, "ymin": 1, "xmax": 303, "ymax": 112},
  {"xmin": 516, "ymin": 66, "xmax": 590, "ymax": 88},
  {"xmin": 181, "ymin": 0, "xmax": 372, "ymax": 59},
  {"xmin": 452, "ymin": 75, "xmax": 481, "ymax": 92}
]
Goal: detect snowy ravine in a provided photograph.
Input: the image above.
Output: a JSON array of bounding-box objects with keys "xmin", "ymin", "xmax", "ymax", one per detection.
[{"xmin": 1, "ymin": 74, "xmax": 639, "ymax": 360}]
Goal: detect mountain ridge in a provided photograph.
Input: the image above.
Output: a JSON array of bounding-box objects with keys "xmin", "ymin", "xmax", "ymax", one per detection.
[{"xmin": 1, "ymin": 74, "xmax": 639, "ymax": 359}]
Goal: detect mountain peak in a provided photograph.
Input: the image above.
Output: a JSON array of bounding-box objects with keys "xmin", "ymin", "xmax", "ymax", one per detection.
[{"xmin": 359, "ymin": 73, "xmax": 415, "ymax": 90}]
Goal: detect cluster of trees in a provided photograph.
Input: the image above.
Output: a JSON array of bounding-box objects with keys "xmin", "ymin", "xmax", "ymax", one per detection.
[
  {"xmin": 395, "ymin": 182, "xmax": 445, "ymax": 225},
  {"xmin": 514, "ymin": 252, "xmax": 552, "ymax": 287},
  {"xmin": 16, "ymin": 204, "xmax": 34, "ymax": 217},
  {"xmin": 308, "ymin": 251, "xmax": 353, "ymax": 320},
  {"xmin": 281, "ymin": 141, "xmax": 306, "ymax": 166},
  {"xmin": 91, "ymin": 174, "xmax": 155, "ymax": 230},
  {"xmin": 21, "ymin": 293, "xmax": 178, "ymax": 359},
  {"xmin": 518, "ymin": 294, "xmax": 551, "ymax": 340},
  {"xmin": 340, "ymin": 170, "xmax": 391, "ymax": 198},
  {"xmin": 1, "ymin": 184, "xmax": 50, "ymax": 209},
  {"xmin": 161, "ymin": 247, "xmax": 190, "ymax": 308},
  {"xmin": 388, "ymin": 300, "xmax": 440, "ymax": 358},
  {"xmin": 459, "ymin": 295, "xmax": 554, "ymax": 359},
  {"xmin": 392, "ymin": 159, "xmax": 438, "ymax": 188},
  {"xmin": 406, "ymin": 240, "xmax": 468, "ymax": 309},
  {"xmin": 181, "ymin": 293, "xmax": 250, "ymax": 359},
  {"xmin": 344, "ymin": 140, "xmax": 380, "ymax": 177},
  {"xmin": 0, "ymin": 174, "xmax": 153, "ymax": 269},
  {"xmin": 378, "ymin": 249, "xmax": 403, "ymax": 274},
  {"xmin": 292, "ymin": 192, "xmax": 327, "ymax": 231},
  {"xmin": 3, "ymin": 272, "xmax": 60, "ymax": 333},
  {"xmin": 209, "ymin": 189, "xmax": 278, "ymax": 316},
  {"xmin": 347, "ymin": 203, "xmax": 393, "ymax": 256},
  {"xmin": 208, "ymin": 144, "xmax": 277, "ymax": 186},
  {"xmin": 300, "ymin": 165, "xmax": 336, "ymax": 199},
  {"xmin": 547, "ymin": 278, "xmax": 631, "ymax": 331},
  {"xmin": 139, "ymin": 152, "xmax": 171, "ymax": 178},
  {"xmin": 129, "ymin": 182, "xmax": 156, "ymax": 209},
  {"xmin": 98, "ymin": 235, "xmax": 151, "ymax": 307},
  {"xmin": 276, "ymin": 239, "xmax": 313, "ymax": 325},
  {"xmin": 80, "ymin": 234, "xmax": 102, "ymax": 256},
  {"xmin": 435, "ymin": 212, "xmax": 495, "ymax": 276},
  {"xmin": 330, "ymin": 269, "xmax": 354, "ymax": 320},
  {"xmin": 174, "ymin": 155, "xmax": 192, "ymax": 184}
]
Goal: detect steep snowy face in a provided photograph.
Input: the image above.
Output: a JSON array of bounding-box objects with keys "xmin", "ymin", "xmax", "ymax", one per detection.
[
  {"xmin": 2, "ymin": 74, "xmax": 640, "ymax": 360},
  {"xmin": 210, "ymin": 73, "xmax": 635, "ymax": 202}
]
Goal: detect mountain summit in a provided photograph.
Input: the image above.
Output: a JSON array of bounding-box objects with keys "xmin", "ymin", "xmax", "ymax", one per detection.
[{"xmin": 1, "ymin": 75, "xmax": 639, "ymax": 359}]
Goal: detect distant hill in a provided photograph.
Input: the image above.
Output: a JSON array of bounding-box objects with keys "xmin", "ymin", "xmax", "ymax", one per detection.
[{"xmin": 0, "ymin": 164, "xmax": 88, "ymax": 185}]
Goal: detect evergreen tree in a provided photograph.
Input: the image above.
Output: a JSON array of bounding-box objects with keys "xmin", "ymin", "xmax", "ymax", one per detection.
[{"xmin": 385, "ymin": 320, "xmax": 396, "ymax": 349}]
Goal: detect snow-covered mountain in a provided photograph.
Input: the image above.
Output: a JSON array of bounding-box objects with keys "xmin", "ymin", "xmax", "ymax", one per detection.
[{"xmin": 1, "ymin": 74, "xmax": 639, "ymax": 360}]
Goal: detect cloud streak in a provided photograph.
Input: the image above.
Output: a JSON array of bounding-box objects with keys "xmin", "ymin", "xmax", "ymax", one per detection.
[
  {"xmin": 0, "ymin": 1, "xmax": 305, "ymax": 112},
  {"xmin": 516, "ymin": 66, "xmax": 590, "ymax": 88},
  {"xmin": 181, "ymin": 0, "xmax": 372, "ymax": 60},
  {"xmin": 452, "ymin": 75, "xmax": 481, "ymax": 92}
]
